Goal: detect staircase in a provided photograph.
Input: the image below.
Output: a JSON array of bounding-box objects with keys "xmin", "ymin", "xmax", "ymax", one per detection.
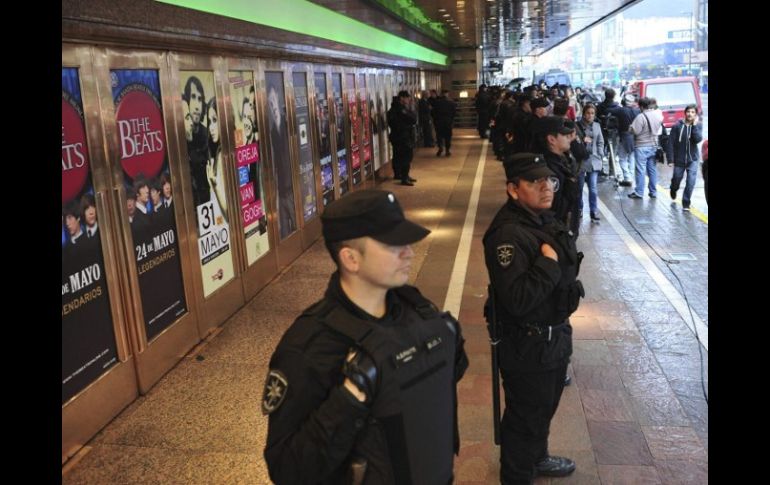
[{"xmin": 454, "ymin": 98, "xmax": 477, "ymax": 128}]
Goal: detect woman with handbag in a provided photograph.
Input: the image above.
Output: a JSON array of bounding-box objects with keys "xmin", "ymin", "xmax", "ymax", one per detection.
[
  {"xmin": 627, "ymin": 97, "xmax": 664, "ymax": 199},
  {"xmin": 576, "ymin": 104, "xmax": 605, "ymax": 222}
]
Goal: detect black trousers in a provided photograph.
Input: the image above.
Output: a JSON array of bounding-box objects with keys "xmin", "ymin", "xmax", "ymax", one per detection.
[
  {"xmin": 499, "ymin": 361, "xmax": 568, "ymax": 485},
  {"xmin": 420, "ymin": 120, "xmax": 435, "ymax": 147},
  {"xmin": 478, "ymin": 111, "xmax": 490, "ymax": 137},
  {"xmin": 392, "ymin": 143, "xmax": 414, "ymax": 181},
  {"xmin": 436, "ymin": 124, "xmax": 453, "ymax": 152}
]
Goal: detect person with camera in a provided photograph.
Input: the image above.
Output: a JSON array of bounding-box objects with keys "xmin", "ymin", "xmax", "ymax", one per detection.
[
  {"xmin": 483, "ymin": 153, "xmax": 584, "ymax": 484},
  {"xmin": 628, "ymin": 97, "xmax": 664, "ymax": 199},
  {"xmin": 263, "ymin": 189, "xmax": 468, "ymax": 485},
  {"xmin": 596, "ymin": 88, "xmax": 620, "ymax": 177},
  {"xmin": 665, "ymin": 105, "xmax": 703, "ymax": 212},
  {"xmin": 608, "ymin": 94, "xmax": 641, "ymax": 186}
]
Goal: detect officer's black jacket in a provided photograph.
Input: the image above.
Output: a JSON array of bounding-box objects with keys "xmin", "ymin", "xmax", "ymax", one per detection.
[
  {"xmin": 483, "ymin": 199, "xmax": 578, "ymax": 371},
  {"xmin": 387, "ymin": 102, "xmax": 416, "ymax": 147},
  {"xmin": 511, "ymin": 109, "xmax": 534, "ymax": 153},
  {"xmin": 431, "ymin": 96, "xmax": 456, "ymax": 129},
  {"xmin": 263, "ymin": 272, "xmax": 467, "ymax": 484},
  {"xmin": 474, "ymin": 90, "xmax": 490, "ymax": 113},
  {"xmin": 542, "ymin": 150, "xmax": 579, "ymax": 228}
]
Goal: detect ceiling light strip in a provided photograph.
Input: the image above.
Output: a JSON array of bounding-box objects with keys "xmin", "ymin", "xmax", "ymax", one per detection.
[{"xmin": 154, "ymin": 0, "xmax": 448, "ymax": 65}]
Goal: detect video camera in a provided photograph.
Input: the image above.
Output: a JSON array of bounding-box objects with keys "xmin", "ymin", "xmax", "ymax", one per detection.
[
  {"xmin": 577, "ymin": 91, "xmax": 600, "ymax": 108},
  {"xmin": 599, "ymin": 112, "xmax": 618, "ymax": 132}
]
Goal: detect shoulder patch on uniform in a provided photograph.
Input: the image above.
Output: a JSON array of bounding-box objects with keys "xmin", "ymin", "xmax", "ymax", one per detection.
[
  {"xmin": 496, "ymin": 244, "xmax": 515, "ymax": 268},
  {"xmin": 262, "ymin": 370, "xmax": 289, "ymax": 415}
]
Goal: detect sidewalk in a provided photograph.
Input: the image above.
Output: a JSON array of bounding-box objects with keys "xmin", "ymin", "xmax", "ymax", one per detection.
[{"xmin": 63, "ymin": 130, "xmax": 708, "ymax": 484}]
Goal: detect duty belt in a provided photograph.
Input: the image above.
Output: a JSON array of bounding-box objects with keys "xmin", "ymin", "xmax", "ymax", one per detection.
[{"xmin": 522, "ymin": 322, "xmax": 568, "ymax": 341}]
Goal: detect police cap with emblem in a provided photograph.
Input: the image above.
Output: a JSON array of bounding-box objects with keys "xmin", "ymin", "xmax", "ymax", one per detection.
[
  {"xmin": 530, "ymin": 97, "xmax": 550, "ymax": 110},
  {"xmin": 537, "ymin": 115, "xmax": 576, "ymax": 136},
  {"xmin": 321, "ymin": 189, "xmax": 430, "ymax": 245},
  {"xmin": 503, "ymin": 152, "xmax": 555, "ymax": 182}
]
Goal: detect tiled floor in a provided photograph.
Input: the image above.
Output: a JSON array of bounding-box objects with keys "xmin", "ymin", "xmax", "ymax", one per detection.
[{"xmin": 63, "ymin": 130, "xmax": 708, "ymax": 484}]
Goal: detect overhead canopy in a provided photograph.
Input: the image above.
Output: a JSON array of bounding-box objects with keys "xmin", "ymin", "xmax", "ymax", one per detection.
[{"xmin": 356, "ymin": 0, "xmax": 643, "ymax": 59}]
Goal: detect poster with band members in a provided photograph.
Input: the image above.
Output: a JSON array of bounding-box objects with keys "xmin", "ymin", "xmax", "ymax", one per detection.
[
  {"xmin": 62, "ymin": 67, "xmax": 119, "ymax": 405},
  {"xmin": 228, "ymin": 71, "xmax": 270, "ymax": 266},
  {"xmin": 265, "ymin": 71, "xmax": 298, "ymax": 240},
  {"xmin": 359, "ymin": 73, "xmax": 372, "ymax": 178},
  {"xmin": 314, "ymin": 72, "xmax": 335, "ymax": 206},
  {"xmin": 332, "ymin": 73, "xmax": 349, "ymax": 195},
  {"xmin": 292, "ymin": 71, "xmax": 318, "ymax": 221},
  {"xmin": 346, "ymin": 73, "xmax": 361, "ymax": 186},
  {"xmin": 385, "ymin": 74, "xmax": 393, "ymax": 163},
  {"xmin": 111, "ymin": 69, "xmax": 188, "ymax": 341},
  {"xmin": 179, "ymin": 71, "xmax": 235, "ymax": 297},
  {"xmin": 376, "ymin": 74, "xmax": 387, "ymax": 171},
  {"xmin": 368, "ymin": 73, "xmax": 381, "ymax": 172}
]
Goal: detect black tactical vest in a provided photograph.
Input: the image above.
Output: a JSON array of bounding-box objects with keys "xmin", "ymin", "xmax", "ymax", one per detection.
[
  {"xmin": 314, "ymin": 286, "xmax": 459, "ymax": 485},
  {"xmin": 486, "ymin": 206, "xmax": 584, "ymax": 324},
  {"xmin": 484, "ymin": 205, "xmax": 583, "ymax": 370}
]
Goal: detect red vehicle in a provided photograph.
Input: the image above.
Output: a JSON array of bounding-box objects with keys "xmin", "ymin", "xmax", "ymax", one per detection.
[{"xmin": 627, "ymin": 76, "xmax": 702, "ymax": 128}]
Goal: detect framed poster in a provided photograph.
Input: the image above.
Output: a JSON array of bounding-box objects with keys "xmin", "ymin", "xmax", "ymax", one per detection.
[
  {"xmin": 228, "ymin": 71, "xmax": 270, "ymax": 265},
  {"xmin": 314, "ymin": 72, "xmax": 335, "ymax": 206},
  {"xmin": 359, "ymin": 73, "xmax": 372, "ymax": 179},
  {"xmin": 265, "ymin": 71, "xmax": 298, "ymax": 239},
  {"xmin": 332, "ymin": 73, "xmax": 349, "ymax": 195},
  {"xmin": 62, "ymin": 67, "xmax": 119, "ymax": 404},
  {"xmin": 292, "ymin": 71, "xmax": 318, "ymax": 221},
  {"xmin": 113, "ymin": 68, "xmax": 188, "ymax": 336},
  {"xmin": 346, "ymin": 73, "xmax": 361, "ymax": 186},
  {"xmin": 179, "ymin": 71, "xmax": 236, "ymax": 297}
]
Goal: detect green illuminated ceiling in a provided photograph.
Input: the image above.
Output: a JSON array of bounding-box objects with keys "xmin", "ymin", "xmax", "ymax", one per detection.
[
  {"xmin": 371, "ymin": 0, "xmax": 448, "ymax": 43},
  {"xmin": 155, "ymin": 0, "xmax": 448, "ymax": 66}
]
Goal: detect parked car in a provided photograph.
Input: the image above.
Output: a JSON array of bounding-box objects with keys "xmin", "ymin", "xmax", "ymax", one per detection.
[{"xmin": 626, "ymin": 76, "xmax": 702, "ymax": 128}]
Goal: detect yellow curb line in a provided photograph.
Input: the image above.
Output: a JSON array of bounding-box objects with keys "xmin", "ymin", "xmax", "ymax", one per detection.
[{"xmin": 656, "ymin": 184, "xmax": 708, "ymax": 224}]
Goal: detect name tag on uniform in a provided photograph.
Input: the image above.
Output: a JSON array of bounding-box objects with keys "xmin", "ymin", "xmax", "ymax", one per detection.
[
  {"xmin": 393, "ymin": 346, "xmax": 418, "ymax": 367},
  {"xmin": 425, "ymin": 336, "xmax": 442, "ymax": 352}
]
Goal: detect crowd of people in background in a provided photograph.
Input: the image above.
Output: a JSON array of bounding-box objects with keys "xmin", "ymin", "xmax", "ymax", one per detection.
[{"xmin": 470, "ymin": 81, "xmax": 706, "ymax": 213}]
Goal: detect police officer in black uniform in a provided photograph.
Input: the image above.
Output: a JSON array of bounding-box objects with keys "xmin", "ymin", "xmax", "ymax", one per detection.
[
  {"xmin": 531, "ymin": 116, "xmax": 581, "ymax": 237},
  {"xmin": 483, "ymin": 153, "xmax": 584, "ymax": 484},
  {"xmin": 263, "ymin": 189, "xmax": 468, "ymax": 484},
  {"xmin": 387, "ymin": 91, "xmax": 418, "ymax": 186}
]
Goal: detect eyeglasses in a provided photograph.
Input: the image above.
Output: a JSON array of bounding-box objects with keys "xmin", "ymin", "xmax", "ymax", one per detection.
[{"xmin": 525, "ymin": 176, "xmax": 560, "ymax": 192}]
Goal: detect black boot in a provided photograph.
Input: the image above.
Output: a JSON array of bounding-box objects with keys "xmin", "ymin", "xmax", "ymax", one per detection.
[
  {"xmin": 590, "ymin": 212, "xmax": 601, "ymax": 222},
  {"xmin": 535, "ymin": 456, "xmax": 576, "ymax": 477}
]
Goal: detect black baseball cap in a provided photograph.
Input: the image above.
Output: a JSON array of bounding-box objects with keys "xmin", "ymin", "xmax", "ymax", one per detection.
[
  {"xmin": 321, "ymin": 189, "xmax": 430, "ymax": 245},
  {"xmin": 538, "ymin": 116, "xmax": 576, "ymax": 136},
  {"xmin": 503, "ymin": 153, "xmax": 555, "ymax": 182},
  {"xmin": 530, "ymin": 97, "xmax": 550, "ymax": 110}
]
